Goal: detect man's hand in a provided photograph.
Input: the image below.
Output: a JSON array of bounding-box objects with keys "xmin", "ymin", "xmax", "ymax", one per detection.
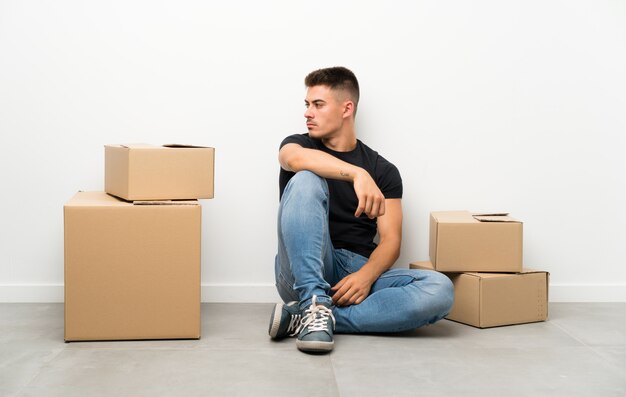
[
  {"xmin": 353, "ymin": 169, "xmax": 385, "ymax": 219},
  {"xmin": 331, "ymin": 269, "xmax": 376, "ymax": 306}
]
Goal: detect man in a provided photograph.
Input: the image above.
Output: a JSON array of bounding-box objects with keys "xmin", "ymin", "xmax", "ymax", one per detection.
[{"xmin": 269, "ymin": 66, "xmax": 453, "ymax": 353}]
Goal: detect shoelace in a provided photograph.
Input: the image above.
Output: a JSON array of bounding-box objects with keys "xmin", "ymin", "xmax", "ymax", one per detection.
[
  {"xmin": 286, "ymin": 313, "xmax": 302, "ymax": 336},
  {"xmin": 299, "ymin": 297, "xmax": 336, "ymax": 333}
]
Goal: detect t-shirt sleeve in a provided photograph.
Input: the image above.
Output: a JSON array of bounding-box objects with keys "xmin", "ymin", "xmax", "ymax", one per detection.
[
  {"xmin": 376, "ymin": 156, "xmax": 403, "ymax": 199},
  {"xmin": 280, "ymin": 134, "xmax": 316, "ymax": 150}
]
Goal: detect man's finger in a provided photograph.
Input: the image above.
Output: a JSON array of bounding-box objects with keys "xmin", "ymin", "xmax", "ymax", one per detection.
[
  {"xmin": 337, "ymin": 288, "xmax": 356, "ymax": 306},
  {"xmin": 334, "ymin": 278, "xmax": 356, "ymax": 304},
  {"xmin": 379, "ymin": 199, "xmax": 386, "ymax": 217},
  {"xmin": 332, "ymin": 283, "xmax": 349, "ymax": 303},
  {"xmin": 330, "ymin": 279, "xmax": 344, "ymax": 291},
  {"xmin": 363, "ymin": 196, "xmax": 373, "ymax": 218},
  {"xmin": 349, "ymin": 292, "xmax": 362, "ymax": 305},
  {"xmin": 355, "ymin": 197, "xmax": 365, "ymax": 217},
  {"xmin": 372, "ymin": 196, "xmax": 385, "ymax": 218},
  {"xmin": 369, "ymin": 200, "xmax": 380, "ymax": 219}
]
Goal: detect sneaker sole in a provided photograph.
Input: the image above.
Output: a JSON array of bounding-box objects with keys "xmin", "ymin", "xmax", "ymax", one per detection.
[
  {"xmin": 296, "ymin": 339, "xmax": 334, "ymax": 353},
  {"xmin": 268, "ymin": 303, "xmax": 284, "ymax": 339}
]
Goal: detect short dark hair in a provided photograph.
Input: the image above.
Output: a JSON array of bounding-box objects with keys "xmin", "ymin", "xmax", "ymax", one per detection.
[{"xmin": 305, "ymin": 66, "xmax": 360, "ymax": 110}]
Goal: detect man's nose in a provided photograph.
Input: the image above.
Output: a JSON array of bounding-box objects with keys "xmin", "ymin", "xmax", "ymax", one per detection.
[{"xmin": 304, "ymin": 107, "xmax": 314, "ymax": 119}]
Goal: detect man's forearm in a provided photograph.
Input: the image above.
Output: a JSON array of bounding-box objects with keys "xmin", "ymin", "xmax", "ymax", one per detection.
[
  {"xmin": 330, "ymin": 237, "xmax": 401, "ymax": 306},
  {"xmin": 281, "ymin": 146, "xmax": 363, "ymax": 182},
  {"xmin": 359, "ymin": 238, "xmax": 401, "ymax": 284}
]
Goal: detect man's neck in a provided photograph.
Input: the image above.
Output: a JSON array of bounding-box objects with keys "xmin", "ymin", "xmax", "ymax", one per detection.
[{"xmin": 321, "ymin": 127, "xmax": 357, "ymax": 152}]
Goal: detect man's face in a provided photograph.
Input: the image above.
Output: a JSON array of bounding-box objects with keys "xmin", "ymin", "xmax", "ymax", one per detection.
[{"xmin": 304, "ymin": 85, "xmax": 349, "ymax": 140}]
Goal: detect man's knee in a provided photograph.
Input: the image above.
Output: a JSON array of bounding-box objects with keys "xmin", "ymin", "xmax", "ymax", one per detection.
[
  {"xmin": 289, "ymin": 170, "xmax": 326, "ymax": 190},
  {"xmin": 283, "ymin": 171, "xmax": 328, "ymax": 201}
]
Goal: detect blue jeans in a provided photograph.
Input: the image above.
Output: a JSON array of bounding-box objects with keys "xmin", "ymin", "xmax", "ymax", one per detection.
[{"xmin": 274, "ymin": 170, "xmax": 454, "ymax": 334}]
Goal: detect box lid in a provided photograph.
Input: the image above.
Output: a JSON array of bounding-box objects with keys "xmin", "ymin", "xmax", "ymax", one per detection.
[
  {"xmin": 65, "ymin": 192, "xmax": 199, "ymax": 207},
  {"xmin": 431, "ymin": 211, "xmax": 474, "ymax": 223},
  {"xmin": 432, "ymin": 211, "xmax": 520, "ymax": 224},
  {"xmin": 133, "ymin": 200, "xmax": 198, "ymax": 205},
  {"xmin": 121, "ymin": 143, "xmax": 155, "ymax": 149},
  {"xmin": 465, "ymin": 269, "xmax": 549, "ymax": 278},
  {"xmin": 162, "ymin": 144, "xmax": 212, "ymax": 149},
  {"xmin": 104, "ymin": 143, "xmax": 154, "ymax": 149},
  {"xmin": 472, "ymin": 213, "xmax": 520, "ymax": 223},
  {"xmin": 105, "ymin": 143, "xmax": 213, "ymax": 150}
]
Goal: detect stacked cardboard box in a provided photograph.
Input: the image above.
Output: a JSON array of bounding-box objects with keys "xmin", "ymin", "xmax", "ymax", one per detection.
[
  {"xmin": 411, "ymin": 211, "xmax": 549, "ymax": 328},
  {"xmin": 104, "ymin": 144, "xmax": 215, "ymax": 200},
  {"xmin": 64, "ymin": 144, "xmax": 215, "ymax": 341}
]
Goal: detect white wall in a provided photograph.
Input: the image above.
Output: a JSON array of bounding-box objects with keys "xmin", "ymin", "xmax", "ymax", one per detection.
[{"xmin": 1, "ymin": 0, "xmax": 625, "ymax": 302}]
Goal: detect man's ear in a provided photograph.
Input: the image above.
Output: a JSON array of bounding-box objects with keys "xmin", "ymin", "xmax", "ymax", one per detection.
[{"xmin": 343, "ymin": 100, "xmax": 355, "ymax": 119}]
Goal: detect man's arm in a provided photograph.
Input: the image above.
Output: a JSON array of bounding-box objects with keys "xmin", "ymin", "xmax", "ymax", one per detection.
[
  {"xmin": 331, "ymin": 198, "xmax": 402, "ymax": 306},
  {"xmin": 280, "ymin": 143, "xmax": 385, "ymax": 218}
]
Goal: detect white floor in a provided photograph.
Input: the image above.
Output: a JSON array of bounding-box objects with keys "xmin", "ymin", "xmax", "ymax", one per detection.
[{"xmin": 1, "ymin": 303, "xmax": 625, "ymax": 397}]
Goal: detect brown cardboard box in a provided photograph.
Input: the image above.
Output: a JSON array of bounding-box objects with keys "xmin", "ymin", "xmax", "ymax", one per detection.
[
  {"xmin": 429, "ymin": 211, "xmax": 523, "ymax": 272},
  {"xmin": 64, "ymin": 191, "xmax": 201, "ymax": 341},
  {"xmin": 105, "ymin": 144, "xmax": 215, "ymax": 201},
  {"xmin": 410, "ymin": 261, "xmax": 549, "ymax": 328}
]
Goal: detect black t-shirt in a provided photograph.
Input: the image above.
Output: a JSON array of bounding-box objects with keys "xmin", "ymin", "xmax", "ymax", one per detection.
[{"xmin": 279, "ymin": 133, "xmax": 403, "ymax": 258}]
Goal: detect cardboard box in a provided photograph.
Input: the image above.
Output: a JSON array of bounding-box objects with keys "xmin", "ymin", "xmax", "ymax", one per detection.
[
  {"xmin": 105, "ymin": 144, "xmax": 215, "ymax": 201},
  {"xmin": 410, "ymin": 261, "xmax": 549, "ymax": 328},
  {"xmin": 429, "ymin": 211, "xmax": 523, "ymax": 272},
  {"xmin": 64, "ymin": 191, "xmax": 201, "ymax": 341}
]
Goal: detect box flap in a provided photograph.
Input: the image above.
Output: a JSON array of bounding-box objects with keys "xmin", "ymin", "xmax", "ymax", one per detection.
[
  {"xmin": 133, "ymin": 200, "xmax": 198, "ymax": 206},
  {"xmin": 120, "ymin": 144, "xmax": 156, "ymax": 149},
  {"xmin": 433, "ymin": 211, "xmax": 519, "ymax": 223},
  {"xmin": 464, "ymin": 269, "xmax": 547, "ymax": 278},
  {"xmin": 472, "ymin": 213, "xmax": 519, "ymax": 222},
  {"xmin": 466, "ymin": 272, "xmax": 516, "ymax": 279},
  {"xmin": 519, "ymin": 268, "xmax": 550, "ymax": 275},
  {"xmin": 162, "ymin": 144, "xmax": 211, "ymax": 148}
]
